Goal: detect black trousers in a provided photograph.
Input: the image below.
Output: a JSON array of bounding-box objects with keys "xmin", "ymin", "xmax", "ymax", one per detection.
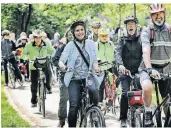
[
  {"xmin": 3, "ymin": 57, "xmax": 22, "ymax": 84},
  {"xmin": 30, "ymin": 69, "xmax": 51, "ymax": 104}
]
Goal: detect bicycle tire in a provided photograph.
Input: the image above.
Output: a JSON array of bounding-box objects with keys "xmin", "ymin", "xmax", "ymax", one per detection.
[
  {"xmin": 112, "ymin": 91, "xmax": 120, "ymax": 119},
  {"xmin": 134, "ymin": 110, "xmax": 143, "ymax": 128},
  {"xmin": 41, "ymin": 81, "xmax": 46, "ymax": 117},
  {"xmin": 8, "ymin": 67, "xmax": 16, "ymax": 89},
  {"xmin": 155, "ymin": 110, "xmax": 162, "ymax": 127},
  {"xmin": 127, "ymin": 109, "xmax": 135, "ymax": 127},
  {"xmin": 164, "ymin": 104, "xmax": 171, "ymax": 127},
  {"xmin": 80, "ymin": 106, "xmax": 106, "ymax": 127},
  {"xmin": 38, "ymin": 82, "xmax": 41, "ymax": 112}
]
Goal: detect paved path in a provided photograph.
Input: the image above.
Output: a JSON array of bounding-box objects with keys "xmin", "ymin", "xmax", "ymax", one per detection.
[{"xmin": 4, "ymin": 81, "xmax": 121, "ymax": 127}]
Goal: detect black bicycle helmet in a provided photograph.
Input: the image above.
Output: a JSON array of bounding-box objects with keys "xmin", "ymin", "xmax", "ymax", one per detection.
[
  {"xmin": 70, "ymin": 20, "xmax": 86, "ymax": 31},
  {"xmin": 124, "ymin": 16, "xmax": 138, "ymax": 24}
]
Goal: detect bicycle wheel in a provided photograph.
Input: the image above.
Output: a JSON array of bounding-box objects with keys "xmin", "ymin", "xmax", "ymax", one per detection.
[
  {"xmin": 127, "ymin": 109, "xmax": 135, "ymax": 127},
  {"xmin": 38, "ymin": 82, "xmax": 41, "ymax": 112},
  {"xmin": 41, "ymin": 81, "xmax": 46, "ymax": 117},
  {"xmin": 8, "ymin": 67, "xmax": 16, "ymax": 89},
  {"xmin": 112, "ymin": 90, "xmax": 120, "ymax": 119},
  {"xmin": 80, "ymin": 106, "xmax": 106, "ymax": 127},
  {"xmin": 134, "ymin": 110, "xmax": 143, "ymax": 128},
  {"xmin": 155, "ymin": 110, "xmax": 162, "ymax": 127},
  {"xmin": 164, "ymin": 104, "xmax": 171, "ymax": 127}
]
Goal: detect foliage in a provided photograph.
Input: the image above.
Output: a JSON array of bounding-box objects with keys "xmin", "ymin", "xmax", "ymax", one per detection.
[{"xmin": 1, "ymin": 3, "xmax": 171, "ymax": 39}]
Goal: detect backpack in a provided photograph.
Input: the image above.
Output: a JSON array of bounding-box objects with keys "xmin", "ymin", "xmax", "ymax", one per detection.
[{"xmin": 149, "ymin": 24, "xmax": 171, "ymax": 43}]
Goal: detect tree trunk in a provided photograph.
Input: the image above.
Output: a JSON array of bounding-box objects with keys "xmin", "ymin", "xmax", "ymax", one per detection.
[{"xmin": 24, "ymin": 4, "xmax": 32, "ymax": 32}]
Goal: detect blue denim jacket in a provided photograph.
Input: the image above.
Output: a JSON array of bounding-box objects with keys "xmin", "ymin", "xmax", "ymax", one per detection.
[{"xmin": 59, "ymin": 39, "xmax": 104, "ymax": 87}]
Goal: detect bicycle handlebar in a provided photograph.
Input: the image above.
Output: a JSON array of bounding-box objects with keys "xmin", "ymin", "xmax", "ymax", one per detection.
[{"xmin": 142, "ymin": 68, "xmax": 171, "ymax": 80}]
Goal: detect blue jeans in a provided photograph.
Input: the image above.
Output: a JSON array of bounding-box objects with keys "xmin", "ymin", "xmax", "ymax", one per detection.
[{"xmin": 68, "ymin": 79, "xmax": 99, "ymax": 127}]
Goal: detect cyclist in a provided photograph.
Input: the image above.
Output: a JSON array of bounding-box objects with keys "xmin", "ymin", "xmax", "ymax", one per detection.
[
  {"xmin": 58, "ymin": 20, "xmax": 100, "ymax": 127},
  {"xmin": 52, "ymin": 32, "xmax": 61, "ymax": 49},
  {"xmin": 42, "ymin": 31, "xmax": 51, "ymax": 42},
  {"xmin": 52, "ymin": 37, "xmax": 68, "ymax": 127},
  {"xmin": 88, "ymin": 21, "xmax": 101, "ymax": 42},
  {"xmin": 28, "ymin": 34, "xmax": 34, "ymax": 42},
  {"xmin": 115, "ymin": 16, "xmax": 143, "ymax": 127},
  {"xmin": 21, "ymin": 29, "xmax": 55, "ymax": 107},
  {"xmin": 16, "ymin": 35, "xmax": 29, "ymax": 81},
  {"xmin": 139, "ymin": 3, "xmax": 171, "ymax": 127},
  {"xmin": 1, "ymin": 29, "xmax": 23, "ymax": 86},
  {"xmin": 16, "ymin": 32, "xmax": 27, "ymax": 46},
  {"xmin": 96, "ymin": 28, "xmax": 115, "ymax": 104}
]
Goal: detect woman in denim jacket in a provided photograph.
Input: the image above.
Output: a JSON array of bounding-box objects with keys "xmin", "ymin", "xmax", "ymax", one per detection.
[{"xmin": 58, "ymin": 20, "xmax": 101, "ymax": 127}]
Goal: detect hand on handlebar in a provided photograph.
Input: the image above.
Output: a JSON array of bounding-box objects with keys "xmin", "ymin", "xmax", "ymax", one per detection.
[
  {"xmin": 149, "ymin": 68, "xmax": 161, "ymax": 80},
  {"xmin": 119, "ymin": 65, "xmax": 127, "ymax": 75},
  {"xmin": 60, "ymin": 65, "xmax": 67, "ymax": 71}
]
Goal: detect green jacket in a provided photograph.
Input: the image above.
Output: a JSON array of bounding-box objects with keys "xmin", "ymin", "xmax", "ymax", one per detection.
[
  {"xmin": 21, "ymin": 40, "xmax": 55, "ymax": 70},
  {"xmin": 96, "ymin": 40, "xmax": 115, "ymax": 71}
]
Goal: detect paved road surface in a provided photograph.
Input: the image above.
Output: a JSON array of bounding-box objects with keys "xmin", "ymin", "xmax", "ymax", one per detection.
[{"xmin": 4, "ymin": 81, "xmax": 121, "ymax": 127}]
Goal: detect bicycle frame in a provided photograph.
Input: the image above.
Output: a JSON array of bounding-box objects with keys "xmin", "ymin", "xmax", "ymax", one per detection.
[{"xmin": 152, "ymin": 76, "xmax": 171, "ymax": 127}]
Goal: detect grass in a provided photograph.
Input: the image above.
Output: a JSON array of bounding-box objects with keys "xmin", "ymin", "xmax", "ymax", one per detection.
[{"xmin": 1, "ymin": 73, "xmax": 30, "ymax": 127}]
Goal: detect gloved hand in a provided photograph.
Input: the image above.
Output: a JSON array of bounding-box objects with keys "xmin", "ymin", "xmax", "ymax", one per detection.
[{"xmin": 119, "ymin": 65, "xmax": 126, "ymax": 74}]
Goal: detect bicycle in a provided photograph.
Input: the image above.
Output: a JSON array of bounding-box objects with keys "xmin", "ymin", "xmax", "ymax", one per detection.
[
  {"xmin": 2, "ymin": 55, "xmax": 16, "ymax": 89},
  {"xmin": 49, "ymin": 59, "xmax": 57, "ymax": 86},
  {"xmin": 98, "ymin": 61, "xmax": 121, "ymax": 120},
  {"xmin": 125, "ymin": 71, "xmax": 144, "ymax": 128},
  {"xmin": 33, "ymin": 56, "xmax": 50, "ymax": 118},
  {"xmin": 66, "ymin": 68, "xmax": 106, "ymax": 127},
  {"xmin": 118, "ymin": 70, "xmax": 144, "ymax": 127},
  {"xmin": 143, "ymin": 69, "xmax": 171, "ymax": 127}
]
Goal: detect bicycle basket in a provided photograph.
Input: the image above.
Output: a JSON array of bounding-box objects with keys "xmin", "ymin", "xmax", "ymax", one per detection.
[
  {"xmin": 33, "ymin": 57, "xmax": 48, "ymax": 69},
  {"xmin": 127, "ymin": 90, "xmax": 143, "ymax": 106}
]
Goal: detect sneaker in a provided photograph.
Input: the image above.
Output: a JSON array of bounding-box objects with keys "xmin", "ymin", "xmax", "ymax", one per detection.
[
  {"xmin": 120, "ymin": 119, "xmax": 127, "ymax": 127},
  {"xmin": 57, "ymin": 120, "xmax": 65, "ymax": 127},
  {"xmin": 47, "ymin": 89, "xmax": 52, "ymax": 94},
  {"xmin": 144, "ymin": 111, "xmax": 154, "ymax": 127},
  {"xmin": 31, "ymin": 103, "xmax": 37, "ymax": 107}
]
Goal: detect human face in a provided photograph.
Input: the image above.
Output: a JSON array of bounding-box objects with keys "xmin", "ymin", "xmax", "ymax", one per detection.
[
  {"xmin": 92, "ymin": 27, "xmax": 100, "ymax": 35},
  {"xmin": 99, "ymin": 34, "xmax": 108, "ymax": 43},
  {"xmin": 74, "ymin": 25, "xmax": 86, "ymax": 40},
  {"xmin": 10, "ymin": 33, "xmax": 15, "ymax": 40},
  {"xmin": 34, "ymin": 36, "xmax": 42, "ymax": 46},
  {"xmin": 126, "ymin": 21, "xmax": 137, "ymax": 36},
  {"xmin": 151, "ymin": 11, "xmax": 165, "ymax": 26},
  {"xmin": 4, "ymin": 34, "xmax": 10, "ymax": 39}
]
